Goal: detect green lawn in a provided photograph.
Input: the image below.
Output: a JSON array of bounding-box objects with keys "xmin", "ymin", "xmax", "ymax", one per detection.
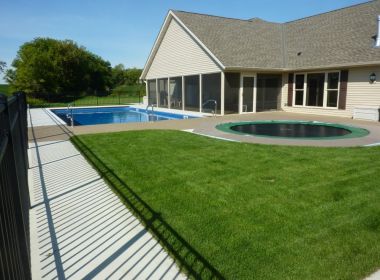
[{"xmin": 73, "ymin": 130, "xmax": 380, "ymax": 279}]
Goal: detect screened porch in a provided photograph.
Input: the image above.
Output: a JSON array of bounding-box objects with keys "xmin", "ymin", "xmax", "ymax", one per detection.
[{"xmin": 145, "ymin": 72, "xmax": 282, "ymax": 115}]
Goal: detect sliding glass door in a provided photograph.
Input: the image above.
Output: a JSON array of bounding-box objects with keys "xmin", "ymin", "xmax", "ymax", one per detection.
[{"xmin": 306, "ymin": 73, "xmax": 325, "ymax": 107}]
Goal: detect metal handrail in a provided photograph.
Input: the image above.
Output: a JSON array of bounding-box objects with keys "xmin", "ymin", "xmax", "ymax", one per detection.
[
  {"xmin": 146, "ymin": 104, "xmax": 154, "ymax": 113},
  {"xmin": 202, "ymin": 99, "xmax": 217, "ymax": 116},
  {"xmin": 67, "ymin": 103, "xmax": 74, "ymax": 127},
  {"xmin": 146, "ymin": 104, "xmax": 157, "ymax": 122}
]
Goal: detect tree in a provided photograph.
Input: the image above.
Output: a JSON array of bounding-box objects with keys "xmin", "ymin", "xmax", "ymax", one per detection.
[
  {"xmin": 111, "ymin": 64, "xmax": 126, "ymax": 87},
  {"xmin": 124, "ymin": 68, "xmax": 142, "ymax": 85},
  {"xmin": 0, "ymin": 60, "xmax": 6, "ymax": 73},
  {"xmin": 9, "ymin": 38, "xmax": 112, "ymax": 98}
]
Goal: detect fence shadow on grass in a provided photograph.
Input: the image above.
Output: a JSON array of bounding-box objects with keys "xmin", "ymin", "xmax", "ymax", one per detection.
[{"xmin": 42, "ymin": 108, "xmax": 225, "ymax": 280}]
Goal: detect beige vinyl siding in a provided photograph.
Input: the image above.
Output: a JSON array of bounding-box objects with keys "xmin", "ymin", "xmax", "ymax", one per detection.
[
  {"xmin": 283, "ymin": 67, "xmax": 380, "ymax": 118},
  {"xmin": 145, "ymin": 18, "xmax": 221, "ymax": 80}
]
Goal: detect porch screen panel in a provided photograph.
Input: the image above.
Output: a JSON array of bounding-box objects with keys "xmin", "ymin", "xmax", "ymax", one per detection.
[
  {"xmin": 147, "ymin": 80, "xmax": 157, "ymax": 105},
  {"xmin": 202, "ymin": 73, "xmax": 221, "ymax": 114},
  {"xmin": 158, "ymin": 79, "xmax": 168, "ymax": 108},
  {"xmin": 184, "ymin": 75, "xmax": 200, "ymax": 112},
  {"xmin": 242, "ymin": 77, "xmax": 254, "ymax": 112},
  {"xmin": 257, "ymin": 74, "xmax": 281, "ymax": 112},
  {"xmin": 169, "ymin": 77, "xmax": 182, "ymax": 110},
  {"xmin": 224, "ymin": 73, "xmax": 240, "ymax": 114}
]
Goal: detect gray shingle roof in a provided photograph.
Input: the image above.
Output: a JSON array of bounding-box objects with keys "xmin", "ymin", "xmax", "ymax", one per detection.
[{"xmin": 172, "ymin": 0, "xmax": 380, "ymax": 70}]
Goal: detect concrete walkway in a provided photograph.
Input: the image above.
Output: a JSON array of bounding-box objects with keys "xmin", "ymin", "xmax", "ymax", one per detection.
[{"xmin": 28, "ymin": 108, "xmax": 184, "ymax": 279}]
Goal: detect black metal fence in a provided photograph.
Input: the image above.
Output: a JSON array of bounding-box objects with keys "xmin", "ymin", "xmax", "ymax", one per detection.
[
  {"xmin": 27, "ymin": 86, "xmax": 145, "ymax": 108},
  {"xmin": 0, "ymin": 92, "xmax": 31, "ymax": 279}
]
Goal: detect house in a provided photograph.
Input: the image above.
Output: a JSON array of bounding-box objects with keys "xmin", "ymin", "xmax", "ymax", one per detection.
[{"xmin": 140, "ymin": 0, "xmax": 380, "ymax": 120}]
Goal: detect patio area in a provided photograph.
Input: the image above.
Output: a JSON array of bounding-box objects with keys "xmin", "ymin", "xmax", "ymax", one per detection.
[{"xmin": 66, "ymin": 109, "xmax": 380, "ymax": 147}]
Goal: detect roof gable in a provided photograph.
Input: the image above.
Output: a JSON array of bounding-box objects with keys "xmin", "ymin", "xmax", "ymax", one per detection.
[{"xmin": 140, "ymin": 11, "xmax": 224, "ymax": 79}]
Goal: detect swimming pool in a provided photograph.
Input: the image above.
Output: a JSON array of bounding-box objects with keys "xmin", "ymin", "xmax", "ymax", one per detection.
[
  {"xmin": 216, "ymin": 120, "xmax": 369, "ymax": 139},
  {"xmin": 51, "ymin": 106, "xmax": 197, "ymax": 126}
]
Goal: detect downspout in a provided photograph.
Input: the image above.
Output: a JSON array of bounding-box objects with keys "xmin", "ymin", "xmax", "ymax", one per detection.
[{"xmin": 375, "ymin": 15, "xmax": 380, "ymax": 47}]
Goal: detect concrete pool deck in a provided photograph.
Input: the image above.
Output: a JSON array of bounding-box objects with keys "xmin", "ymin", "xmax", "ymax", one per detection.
[
  {"xmin": 28, "ymin": 108, "xmax": 186, "ymax": 279},
  {"xmin": 55, "ymin": 109, "xmax": 380, "ymax": 147}
]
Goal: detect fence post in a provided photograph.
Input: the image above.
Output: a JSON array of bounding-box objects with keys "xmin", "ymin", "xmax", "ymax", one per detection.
[
  {"xmin": 14, "ymin": 92, "xmax": 28, "ymax": 171},
  {"xmin": 0, "ymin": 93, "xmax": 31, "ymax": 280}
]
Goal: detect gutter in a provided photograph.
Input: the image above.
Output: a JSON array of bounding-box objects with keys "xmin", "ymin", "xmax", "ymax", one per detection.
[{"xmin": 224, "ymin": 61, "xmax": 380, "ymax": 73}]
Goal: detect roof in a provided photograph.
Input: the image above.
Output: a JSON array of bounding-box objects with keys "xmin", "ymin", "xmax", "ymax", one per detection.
[
  {"xmin": 141, "ymin": 1, "xmax": 380, "ymax": 79},
  {"xmin": 173, "ymin": 0, "xmax": 380, "ymax": 70},
  {"xmin": 172, "ymin": 11, "xmax": 284, "ymax": 69}
]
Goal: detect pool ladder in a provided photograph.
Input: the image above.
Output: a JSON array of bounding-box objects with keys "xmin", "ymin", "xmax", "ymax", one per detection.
[
  {"xmin": 66, "ymin": 103, "xmax": 74, "ymax": 127},
  {"xmin": 202, "ymin": 99, "xmax": 217, "ymax": 116},
  {"xmin": 146, "ymin": 104, "xmax": 156, "ymax": 122}
]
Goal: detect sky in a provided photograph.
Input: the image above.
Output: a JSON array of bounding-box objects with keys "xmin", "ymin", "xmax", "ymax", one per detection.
[{"xmin": 0, "ymin": 0, "xmax": 368, "ymax": 83}]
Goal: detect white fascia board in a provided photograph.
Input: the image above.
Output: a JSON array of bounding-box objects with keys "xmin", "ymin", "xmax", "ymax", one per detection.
[
  {"xmin": 169, "ymin": 11, "xmax": 225, "ymax": 71},
  {"xmin": 140, "ymin": 11, "xmax": 173, "ymax": 80},
  {"xmin": 140, "ymin": 10, "xmax": 225, "ymax": 80}
]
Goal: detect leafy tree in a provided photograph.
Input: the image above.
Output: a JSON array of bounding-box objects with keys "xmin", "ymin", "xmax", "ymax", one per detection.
[
  {"xmin": 5, "ymin": 69, "xmax": 15, "ymax": 84},
  {"xmin": 9, "ymin": 38, "xmax": 112, "ymax": 98},
  {"xmin": 111, "ymin": 64, "xmax": 126, "ymax": 87},
  {"xmin": 0, "ymin": 60, "xmax": 6, "ymax": 73},
  {"xmin": 124, "ymin": 68, "xmax": 142, "ymax": 85}
]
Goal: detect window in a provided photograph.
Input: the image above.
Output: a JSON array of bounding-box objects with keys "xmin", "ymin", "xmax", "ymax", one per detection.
[
  {"xmin": 294, "ymin": 71, "xmax": 340, "ymax": 108},
  {"xmin": 295, "ymin": 74, "xmax": 304, "ymax": 106},
  {"xmin": 327, "ymin": 72, "xmax": 339, "ymax": 107}
]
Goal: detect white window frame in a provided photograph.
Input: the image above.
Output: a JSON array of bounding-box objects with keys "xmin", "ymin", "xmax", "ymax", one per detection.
[
  {"xmin": 293, "ymin": 73, "xmax": 306, "ymax": 107},
  {"xmin": 239, "ymin": 73, "xmax": 257, "ymax": 114},
  {"xmin": 325, "ymin": 71, "xmax": 341, "ymax": 109},
  {"xmin": 292, "ymin": 70, "xmax": 341, "ymax": 109}
]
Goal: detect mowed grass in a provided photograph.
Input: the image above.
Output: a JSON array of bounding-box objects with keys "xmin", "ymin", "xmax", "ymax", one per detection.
[{"xmin": 74, "ymin": 130, "xmax": 380, "ymax": 279}]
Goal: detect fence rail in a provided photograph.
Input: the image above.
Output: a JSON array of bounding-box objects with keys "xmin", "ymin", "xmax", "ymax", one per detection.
[{"xmin": 0, "ymin": 92, "xmax": 31, "ymax": 279}]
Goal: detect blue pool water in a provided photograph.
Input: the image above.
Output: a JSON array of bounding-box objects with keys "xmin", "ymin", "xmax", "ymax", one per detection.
[{"xmin": 51, "ymin": 106, "xmax": 197, "ymax": 126}]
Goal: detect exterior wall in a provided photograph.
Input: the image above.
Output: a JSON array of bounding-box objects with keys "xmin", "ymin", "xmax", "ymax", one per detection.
[
  {"xmin": 145, "ymin": 18, "xmax": 221, "ymax": 80},
  {"xmin": 282, "ymin": 67, "xmax": 380, "ymax": 118}
]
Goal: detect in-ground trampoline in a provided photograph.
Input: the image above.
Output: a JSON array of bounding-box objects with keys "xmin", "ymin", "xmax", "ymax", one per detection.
[{"xmin": 216, "ymin": 120, "xmax": 369, "ymax": 140}]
